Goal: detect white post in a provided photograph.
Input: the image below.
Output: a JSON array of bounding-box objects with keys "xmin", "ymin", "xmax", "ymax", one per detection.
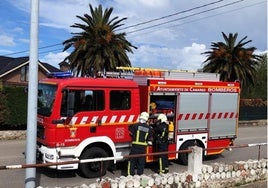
[
  {"xmin": 188, "ymin": 146, "xmax": 203, "ymax": 175},
  {"xmin": 25, "ymin": 0, "xmax": 39, "ymax": 187}
]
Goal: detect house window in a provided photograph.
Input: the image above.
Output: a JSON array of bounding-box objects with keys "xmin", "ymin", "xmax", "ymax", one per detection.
[{"xmin": 20, "ymin": 65, "xmax": 29, "ymax": 82}]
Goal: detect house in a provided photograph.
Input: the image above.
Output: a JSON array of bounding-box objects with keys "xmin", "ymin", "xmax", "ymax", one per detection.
[
  {"xmin": 59, "ymin": 61, "xmax": 70, "ymax": 72},
  {"xmin": 0, "ymin": 56, "xmax": 61, "ymax": 87}
]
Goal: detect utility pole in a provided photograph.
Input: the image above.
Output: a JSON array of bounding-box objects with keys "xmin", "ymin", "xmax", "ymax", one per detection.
[{"xmin": 25, "ymin": 0, "xmax": 39, "ymax": 187}]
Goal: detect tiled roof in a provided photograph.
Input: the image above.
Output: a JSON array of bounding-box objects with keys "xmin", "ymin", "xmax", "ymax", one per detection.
[
  {"xmin": 41, "ymin": 62, "xmax": 62, "ymax": 72},
  {"xmin": 0, "ymin": 56, "xmax": 61, "ymax": 77},
  {"xmin": 0, "ymin": 56, "xmax": 29, "ymax": 75},
  {"xmin": 59, "ymin": 61, "xmax": 69, "ymax": 66}
]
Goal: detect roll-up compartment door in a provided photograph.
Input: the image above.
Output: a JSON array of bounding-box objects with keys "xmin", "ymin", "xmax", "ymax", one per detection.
[
  {"xmin": 178, "ymin": 92, "xmax": 209, "ymax": 131},
  {"xmin": 209, "ymin": 93, "xmax": 238, "ymax": 138}
]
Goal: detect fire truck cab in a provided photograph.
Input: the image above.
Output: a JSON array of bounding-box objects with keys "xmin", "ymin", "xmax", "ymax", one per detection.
[{"xmin": 37, "ymin": 70, "xmax": 240, "ymax": 178}]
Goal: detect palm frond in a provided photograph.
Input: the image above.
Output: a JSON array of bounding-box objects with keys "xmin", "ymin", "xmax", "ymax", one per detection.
[{"xmin": 201, "ymin": 32, "xmax": 261, "ymax": 91}]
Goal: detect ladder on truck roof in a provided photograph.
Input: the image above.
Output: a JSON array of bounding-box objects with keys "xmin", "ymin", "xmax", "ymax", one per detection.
[
  {"xmin": 100, "ymin": 67, "xmax": 220, "ymax": 84},
  {"xmin": 115, "ymin": 66, "xmax": 220, "ymax": 82}
]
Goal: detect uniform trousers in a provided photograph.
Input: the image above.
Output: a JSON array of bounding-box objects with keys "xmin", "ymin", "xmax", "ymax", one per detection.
[
  {"xmin": 157, "ymin": 142, "xmax": 169, "ymax": 173},
  {"xmin": 128, "ymin": 144, "xmax": 146, "ymax": 175}
]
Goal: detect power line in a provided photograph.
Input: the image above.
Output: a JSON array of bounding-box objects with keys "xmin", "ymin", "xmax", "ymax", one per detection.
[
  {"xmin": 0, "ymin": 1, "xmax": 233, "ymax": 57},
  {"xmin": 39, "ymin": 43, "xmax": 62, "ymax": 49},
  {"xmin": 0, "ymin": 0, "xmax": 247, "ymax": 56},
  {"xmin": 126, "ymin": 0, "xmax": 244, "ymax": 34},
  {"xmin": 1, "ymin": 0, "xmax": 262, "ymax": 57},
  {"xmin": 32, "ymin": 0, "xmax": 266, "ymax": 55},
  {"xmin": 126, "ymin": 0, "xmax": 266, "ymax": 41},
  {"xmin": 168, "ymin": 1, "xmax": 266, "ymax": 31},
  {"xmin": 38, "ymin": 48, "xmax": 63, "ymax": 55},
  {"xmin": 40, "ymin": 1, "xmax": 267, "ymax": 49},
  {"xmin": 117, "ymin": 0, "xmax": 224, "ymax": 31},
  {"xmin": 2, "ymin": 43, "xmax": 62, "ymax": 56}
]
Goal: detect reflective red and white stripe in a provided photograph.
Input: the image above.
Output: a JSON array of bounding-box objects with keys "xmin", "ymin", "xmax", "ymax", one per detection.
[
  {"xmin": 177, "ymin": 112, "xmax": 238, "ymax": 120},
  {"xmin": 69, "ymin": 115, "xmax": 139, "ymax": 125}
]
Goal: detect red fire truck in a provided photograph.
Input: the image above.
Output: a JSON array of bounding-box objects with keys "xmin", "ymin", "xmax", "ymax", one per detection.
[{"xmin": 36, "ymin": 68, "xmax": 240, "ymax": 178}]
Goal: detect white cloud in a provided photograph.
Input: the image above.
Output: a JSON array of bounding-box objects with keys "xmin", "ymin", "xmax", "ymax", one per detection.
[
  {"xmin": 12, "ymin": 27, "xmax": 24, "ymax": 33},
  {"xmin": 19, "ymin": 38, "xmax": 29, "ymax": 44},
  {"xmin": 39, "ymin": 0, "xmax": 100, "ymax": 32},
  {"xmin": 3, "ymin": 0, "xmax": 267, "ymax": 71},
  {"xmin": 0, "ymin": 35, "xmax": 15, "ymax": 46},
  {"xmin": 179, "ymin": 43, "xmax": 207, "ymax": 70},
  {"xmin": 129, "ymin": 42, "xmax": 207, "ymax": 71},
  {"xmin": 41, "ymin": 42, "xmax": 207, "ymax": 71},
  {"xmin": 255, "ymin": 50, "xmax": 268, "ymax": 55},
  {"xmin": 0, "ymin": 49, "xmax": 13, "ymax": 54},
  {"xmin": 41, "ymin": 51, "xmax": 70, "ymax": 69},
  {"xmin": 6, "ymin": 0, "xmax": 30, "ymax": 12}
]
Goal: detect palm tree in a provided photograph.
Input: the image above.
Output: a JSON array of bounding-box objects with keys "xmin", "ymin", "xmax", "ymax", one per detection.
[
  {"xmin": 241, "ymin": 53, "xmax": 267, "ymax": 99},
  {"xmin": 201, "ymin": 32, "xmax": 262, "ymax": 89},
  {"xmin": 63, "ymin": 4, "xmax": 136, "ymax": 77}
]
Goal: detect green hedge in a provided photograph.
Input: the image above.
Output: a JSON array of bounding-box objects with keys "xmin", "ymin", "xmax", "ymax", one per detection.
[
  {"xmin": 239, "ymin": 99, "xmax": 267, "ymax": 121},
  {"xmin": 239, "ymin": 106, "xmax": 267, "ymax": 120},
  {"xmin": 0, "ymin": 86, "xmax": 27, "ymax": 130}
]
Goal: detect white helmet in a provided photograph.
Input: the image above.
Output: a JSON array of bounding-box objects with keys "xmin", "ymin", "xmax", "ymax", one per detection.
[
  {"xmin": 139, "ymin": 112, "xmax": 149, "ymax": 121},
  {"xmin": 157, "ymin": 113, "xmax": 167, "ymax": 123}
]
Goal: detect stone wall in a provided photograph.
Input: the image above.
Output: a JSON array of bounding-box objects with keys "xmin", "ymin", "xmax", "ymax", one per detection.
[
  {"xmin": 0, "ymin": 130, "xmax": 26, "ymax": 140},
  {"xmin": 238, "ymin": 120, "xmax": 267, "ymax": 127},
  {"xmin": 85, "ymin": 159, "xmax": 267, "ymax": 188}
]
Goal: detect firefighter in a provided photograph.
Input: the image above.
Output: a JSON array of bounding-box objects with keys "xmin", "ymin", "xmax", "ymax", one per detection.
[
  {"xmin": 153, "ymin": 113, "xmax": 169, "ymax": 174},
  {"xmin": 127, "ymin": 112, "xmax": 153, "ymax": 176}
]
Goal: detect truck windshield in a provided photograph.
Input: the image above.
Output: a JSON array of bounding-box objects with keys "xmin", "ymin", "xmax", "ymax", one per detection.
[{"xmin": 38, "ymin": 83, "xmax": 57, "ymax": 116}]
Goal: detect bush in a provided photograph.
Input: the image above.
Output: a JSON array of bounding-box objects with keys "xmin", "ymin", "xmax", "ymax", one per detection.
[
  {"xmin": 0, "ymin": 86, "xmax": 27, "ymax": 130},
  {"xmin": 239, "ymin": 99, "xmax": 267, "ymax": 120},
  {"xmin": 240, "ymin": 99, "xmax": 267, "ymax": 107},
  {"xmin": 0, "ymin": 90, "xmax": 8, "ymax": 124}
]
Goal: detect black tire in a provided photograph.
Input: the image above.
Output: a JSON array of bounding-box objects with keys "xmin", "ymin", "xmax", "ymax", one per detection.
[
  {"xmin": 178, "ymin": 140, "xmax": 197, "ymax": 165},
  {"xmin": 78, "ymin": 147, "xmax": 109, "ymax": 178}
]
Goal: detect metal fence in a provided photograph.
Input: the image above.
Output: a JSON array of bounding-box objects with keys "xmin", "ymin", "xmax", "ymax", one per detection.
[
  {"xmin": 239, "ymin": 107, "xmax": 267, "ymax": 120},
  {"xmin": 0, "ymin": 142, "xmax": 266, "ymax": 171}
]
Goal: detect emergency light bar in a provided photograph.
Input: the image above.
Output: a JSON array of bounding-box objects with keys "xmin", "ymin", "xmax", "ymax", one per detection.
[{"xmin": 47, "ymin": 72, "xmax": 73, "ymax": 78}]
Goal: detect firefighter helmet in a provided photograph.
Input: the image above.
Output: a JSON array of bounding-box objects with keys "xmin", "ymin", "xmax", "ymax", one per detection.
[
  {"xmin": 157, "ymin": 113, "xmax": 168, "ymax": 123},
  {"xmin": 139, "ymin": 112, "xmax": 149, "ymax": 121}
]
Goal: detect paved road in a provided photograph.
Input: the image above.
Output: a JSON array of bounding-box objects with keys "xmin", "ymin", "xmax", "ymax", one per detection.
[{"xmin": 0, "ymin": 125, "xmax": 266, "ymax": 188}]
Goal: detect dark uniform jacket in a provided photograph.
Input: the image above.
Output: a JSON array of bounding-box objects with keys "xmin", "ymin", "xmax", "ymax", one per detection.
[
  {"xmin": 129, "ymin": 122, "xmax": 153, "ymax": 146},
  {"xmin": 153, "ymin": 121, "xmax": 168, "ymax": 144}
]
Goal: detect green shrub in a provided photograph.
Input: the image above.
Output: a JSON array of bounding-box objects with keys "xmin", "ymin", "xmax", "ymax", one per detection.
[
  {"xmin": 240, "ymin": 99, "xmax": 267, "ymax": 107},
  {"xmin": 0, "ymin": 90, "xmax": 8, "ymax": 124},
  {"xmin": 239, "ymin": 98, "xmax": 267, "ymax": 120},
  {"xmin": 0, "ymin": 86, "xmax": 27, "ymax": 130}
]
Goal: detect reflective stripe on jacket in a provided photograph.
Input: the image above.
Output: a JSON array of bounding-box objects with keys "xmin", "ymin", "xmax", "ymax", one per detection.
[{"xmin": 129, "ymin": 122, "xmax": 153, "ymax": 146}]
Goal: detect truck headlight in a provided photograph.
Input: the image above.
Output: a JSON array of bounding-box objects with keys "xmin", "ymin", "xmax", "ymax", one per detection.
[{"xmin": 45, "ymin": 153, "xmax": 54, "ymax": 160}]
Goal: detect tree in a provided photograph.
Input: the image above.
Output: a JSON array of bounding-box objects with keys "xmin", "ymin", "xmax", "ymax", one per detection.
[
  {"xmin": 63, "ymin": 4, "xmax": 136, "ymax": 77},
  {"xmin": 201, "ymin": 32, "xmax": 262, "ymax": 89},
  {"xmin": 241, "ymin": 53, "xmax": 267, "ymax": 100}
]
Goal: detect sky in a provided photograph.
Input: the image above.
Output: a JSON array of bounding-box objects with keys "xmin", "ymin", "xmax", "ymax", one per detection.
[{"xmin": 0, "ymin": 0, "xmax": 267, "ymax": 71}]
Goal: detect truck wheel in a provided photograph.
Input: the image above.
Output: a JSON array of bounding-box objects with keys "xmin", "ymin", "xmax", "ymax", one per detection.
[
  {"xmin": 178, "ymin": 140, "xmax": 196, "ymax": 165},
  {"xmin": 78, "ymin": 147, "xmax": 109, "ymax": 178}
]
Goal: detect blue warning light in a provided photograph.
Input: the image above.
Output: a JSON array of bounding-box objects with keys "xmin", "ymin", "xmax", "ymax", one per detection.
[{"xmin": 47, "ymin": 72, "xmax": 73, "ymax": 78}]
